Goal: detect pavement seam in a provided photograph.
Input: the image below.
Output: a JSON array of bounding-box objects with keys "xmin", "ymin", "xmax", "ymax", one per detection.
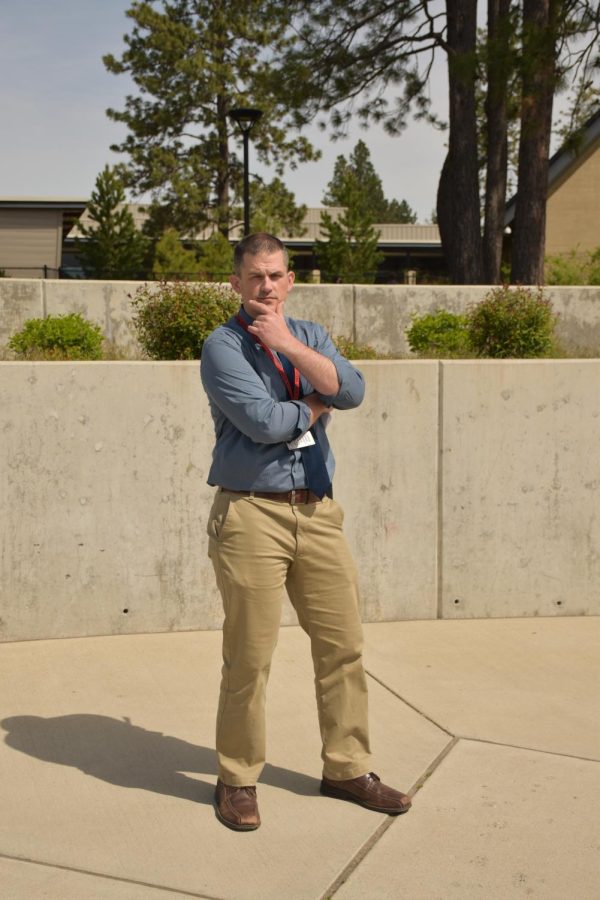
[
  {"xmin": 456, "ymin": 734, "xmax": 600, "ymax": 763},
  {"xmin": 365, "ymin": 668, "xmax": 454, "ymax": 736},
  {"xmin": 318, "ymin": 736, "xmax": 460, "ymax": 899},
  {"xmin": 316, "ymin": 815, "xmax": 398, "ymax": 900},
  {"xmin": 0, "ymin": 851, "xmax": 225, "ymax": 900},
  {"xmin": 408, "ymin": 735, "xmax": 461, "ymax": 796},
  {"xmin": 365, "ymin": 672, "xmax": 600, "ymax": 764}
]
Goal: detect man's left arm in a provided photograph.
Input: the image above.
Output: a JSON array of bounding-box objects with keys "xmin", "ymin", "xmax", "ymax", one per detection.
[
  {"xmin": 247, "ymin": 309, "xmax": 338, "ymax": 394},
  {"xmin": 247, "ymin": 308, "xmax": 365, "ymax": 409},
  {"xmin": 283, "ymin": 338, "xmax": 340, "ymax": 396},
  {"xmin": 308, "ymin": 328, "xmax": 366, "ymax": 410}
]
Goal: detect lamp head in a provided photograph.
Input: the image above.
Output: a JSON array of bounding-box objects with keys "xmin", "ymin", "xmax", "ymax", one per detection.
[{"xmin": 228, "ymin": 107, "xmax": 263, "ymax": 133}]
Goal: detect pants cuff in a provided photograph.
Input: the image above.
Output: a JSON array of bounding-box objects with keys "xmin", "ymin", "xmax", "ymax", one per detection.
[
  {"xmin": 217, "ymin": 767, "xmax": 260, "ymax": 787},
  {"xmin": 322, "ymin": 759, "xmax": 372, "ymax": 781}
]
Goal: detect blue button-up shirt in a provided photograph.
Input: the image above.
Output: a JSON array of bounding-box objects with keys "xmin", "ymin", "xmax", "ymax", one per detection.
[{"xmin": 200, "ymin": 307, "xmax": 365, "ymax": 491}]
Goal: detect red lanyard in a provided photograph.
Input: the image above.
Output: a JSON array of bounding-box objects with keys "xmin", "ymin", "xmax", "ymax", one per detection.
[{"xmin": 236, "ymin": 313, "xmax": 300, "ymax": 401}]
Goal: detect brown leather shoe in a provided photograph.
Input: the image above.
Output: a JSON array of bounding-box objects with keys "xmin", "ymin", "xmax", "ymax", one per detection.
[
  {"xmin": 320, "ymin": 772, "xmax": 411, "ymax": 815},
  {"xmin": 214, "ymin": 779, "xmax": 260, "ymax": 831}
]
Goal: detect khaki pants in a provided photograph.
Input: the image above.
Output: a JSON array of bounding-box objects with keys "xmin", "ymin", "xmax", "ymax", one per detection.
[{"xmin": 207, "ymin": 490, "xmax": 372, "ymax": 786}]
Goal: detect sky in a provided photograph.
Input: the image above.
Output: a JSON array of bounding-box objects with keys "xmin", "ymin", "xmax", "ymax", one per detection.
[{"xmin": 2, "ymin": 1, "xmax": 450, "ymax": 222}]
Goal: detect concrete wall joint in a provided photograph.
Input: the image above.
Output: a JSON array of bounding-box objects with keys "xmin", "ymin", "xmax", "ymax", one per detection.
[{"xmin": 436, "ymin": 361, "xmax": 444, "ymax": 619}]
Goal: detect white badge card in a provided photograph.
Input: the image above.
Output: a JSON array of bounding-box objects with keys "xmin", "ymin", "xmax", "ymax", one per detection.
[{"xmin": 287, "ymin": 430, "xmax": 316, "ymax": 451}]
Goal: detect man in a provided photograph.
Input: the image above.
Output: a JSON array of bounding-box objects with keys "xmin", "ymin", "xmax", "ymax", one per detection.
[{"xmin": 200, "ymin": 233, "xmax": 411, "ymax": 831}]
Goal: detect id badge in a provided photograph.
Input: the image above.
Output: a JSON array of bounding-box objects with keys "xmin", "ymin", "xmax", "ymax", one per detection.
[{"xmin": 287, "ymin": 430, "xmax": 316, "ymax": 451}]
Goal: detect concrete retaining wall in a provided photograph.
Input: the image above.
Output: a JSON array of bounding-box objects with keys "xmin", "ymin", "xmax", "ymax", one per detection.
[
  {"xmin": 353, "ymin": 285, "xmax": 600, "ymax": 358},
  {"xmin": 440, "ymin": 361, "xmax": 600, "ymax": 618},
  {"xmin": 2, "ymin": 280, "xmax": 600, "ymax": 357},
  {"xmin": 1, "ymin": 360, "xmax": 598, "ymax": 642}
]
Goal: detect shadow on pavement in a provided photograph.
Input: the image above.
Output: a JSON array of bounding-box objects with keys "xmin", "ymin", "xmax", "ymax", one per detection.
[{"xmin": 1, "ymin": 714, "xmax": 321, "ymax": 805}]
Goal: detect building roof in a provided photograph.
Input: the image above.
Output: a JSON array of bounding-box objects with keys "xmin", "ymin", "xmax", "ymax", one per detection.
[
  {"xmin": 68, "ymin": 204, "xmax": 441, "ymax": 249},
  {"xmin": 0, "ymin": 196, "xmax": 88, "ymax": 210},
  {"xmin": 284, "ymin": 208, "xmax": 440, "ymax": 247}
]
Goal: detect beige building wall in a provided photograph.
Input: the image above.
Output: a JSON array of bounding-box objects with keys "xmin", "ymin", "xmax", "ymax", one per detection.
[
  {"xmin": 545, "ymin": 138, "xmax": 600, "ymax": 255},
  {"xmin": 0, "ymin": 208, "xmax": 63, "ymax": 277}
]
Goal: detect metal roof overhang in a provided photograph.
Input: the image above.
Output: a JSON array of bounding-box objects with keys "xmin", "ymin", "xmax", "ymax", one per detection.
[{"xmin": 0, "ymin": 198, "xmax": 89, "ymax": 242}]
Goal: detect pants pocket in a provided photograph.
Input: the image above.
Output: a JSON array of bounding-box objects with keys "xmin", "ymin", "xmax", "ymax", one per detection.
[
  {"xmin": 327, "ymin": 497, "xmax": 345, "ymax": 527},
  {"xmin": 207, "ymin": 491, "xmax": 233, "ymax": 541}
]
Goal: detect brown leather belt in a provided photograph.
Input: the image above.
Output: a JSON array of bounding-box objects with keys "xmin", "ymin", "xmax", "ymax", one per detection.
[{"xmin": 222, "ymin": 488, "xmax": 323, "ymax": 505}]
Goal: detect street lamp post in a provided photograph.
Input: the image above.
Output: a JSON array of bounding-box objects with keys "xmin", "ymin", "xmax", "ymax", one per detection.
[{"xmin": 228, "ymin": 107, "xmax": 263, "ymax": 236}]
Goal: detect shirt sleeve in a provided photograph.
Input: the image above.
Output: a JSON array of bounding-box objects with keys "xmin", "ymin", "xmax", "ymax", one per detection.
[
  {"xmin": 308, "ymin": 325, "xmax": 366, "ymax": 410},
  {"xmin": 201, "ymin": 332, "xmax": 311, "ymax": 444}
]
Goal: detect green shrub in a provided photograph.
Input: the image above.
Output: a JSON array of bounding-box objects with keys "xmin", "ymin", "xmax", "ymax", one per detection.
[
  {"xmin": 131, "ymin": 280, "xmax": 239, "ymax": 359},
  {"xmin": 467, "ymin": 285, "xmax": 558, "ymax": 358},
  {"xmin": 8, "ymin": 313, "xmax": 104, "ymax": 360},
  {"xmin": 545, "ymin": 246, "xmax": 600, "ymax": 285},
  {"xmin": 406, "ymin": 309, "xmax": 471, "ymax": 358},
  {"xmin": 333, "ymin": 335, "xmax": 380, "ymax": 359}
]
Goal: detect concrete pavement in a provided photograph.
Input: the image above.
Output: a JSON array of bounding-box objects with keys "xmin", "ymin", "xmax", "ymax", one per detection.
[{"xmin": 1, "ymin": 617, "xmax": 598, "ymax": 899}]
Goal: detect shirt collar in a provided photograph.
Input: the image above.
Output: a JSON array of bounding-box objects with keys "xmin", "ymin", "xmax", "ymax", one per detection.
[{"xmin": 237, "ymin": 305, "xmax": 253, "ymax": 325}]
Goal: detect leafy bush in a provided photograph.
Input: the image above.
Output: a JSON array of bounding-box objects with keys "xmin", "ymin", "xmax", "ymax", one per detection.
[
  {"xmin": 333, "ymin": 335, "xmax": 380, "ymax": 359},
  {"xmin": 131, "ymin": 280, "xmax": 239, "ymax": 359},
  {"xmin": 545, "ymin": 246, "xmax": 600, "ymax": 285},
  {"xmin": 406, "ymin": 309, "xmax": 471, "ymax": 358},
  {"xmin": 406, "ymin": 287, "xmax": 559, "ymax": 359},
  {"xmin": 467, "ymin": 285, "xmax": 558, "ymax": 358},
  {"xmin": 8, "ymin": 313, "xmax": 104, "ymax": 360}
]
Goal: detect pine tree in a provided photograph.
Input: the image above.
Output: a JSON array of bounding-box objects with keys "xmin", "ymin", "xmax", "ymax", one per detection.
[
  {"xmin": 385, "ymin": 199, "xmax": 418, "ymax": 224},
  {"xmin": 322, "ymin": 140, "xmax": 416, "ymax": 223},
  {"xmin": 152, "ymin": 228, "xmax": 200, "ymax": 280},
  {"xmin": 249, "ymin": 178, "xmax": 307, "ymax": 236},
  {"xmin": 197, "ymin": 233, "xmax": 234, "ymax": 282},
  {"xmin": 511, "ymin": 0, "xmax": 562, "ymax": 284},
  {"xmin": 323, "ymin": 141, "xmax": 386, "ymax": 218},
  {"xmin": 77, "ymin": 166, "xmax": 147, "ymax": 279},
  {"xmin": 104, "ymin": 0, "xmax": 317, "ymax": 237},
  {"xmin": 316, "ymin": 203, "xmax": 382, "ymax": 284}
]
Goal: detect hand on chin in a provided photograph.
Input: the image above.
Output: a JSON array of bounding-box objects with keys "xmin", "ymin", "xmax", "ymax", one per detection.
[{"xmin": 246, "ymin": 297, "xmax": 282, "ymax": 318}]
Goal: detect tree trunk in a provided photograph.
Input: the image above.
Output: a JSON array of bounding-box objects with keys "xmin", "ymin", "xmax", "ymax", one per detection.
[
  {"xmin": 438, "ymin": 0, "xmax": 483, "ymax": 284},
  {"xmin": 436, "ymin": 151, "xmax": 453, "ymax": 272},
  {"xmin": 216, "ymin": 92, "xmax": 230, "ymax": 237},
  {"xmin": 483, "ymin": 0, "xmax": 511, "ymax": 283},
  {"xmin": 511, "ymin": 0, "xmax": 558, "ymax": 284}
]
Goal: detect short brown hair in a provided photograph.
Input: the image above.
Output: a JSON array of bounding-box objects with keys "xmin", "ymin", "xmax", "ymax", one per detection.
[{"xmin": 233, "ymin": 233, "xmax": 289, "ymax": 275}]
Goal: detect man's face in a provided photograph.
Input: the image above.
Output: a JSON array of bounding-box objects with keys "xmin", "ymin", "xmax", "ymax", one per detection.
[{"xmin": 230, "ymin": 250, "xmax": 295, "ymax": 319}]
